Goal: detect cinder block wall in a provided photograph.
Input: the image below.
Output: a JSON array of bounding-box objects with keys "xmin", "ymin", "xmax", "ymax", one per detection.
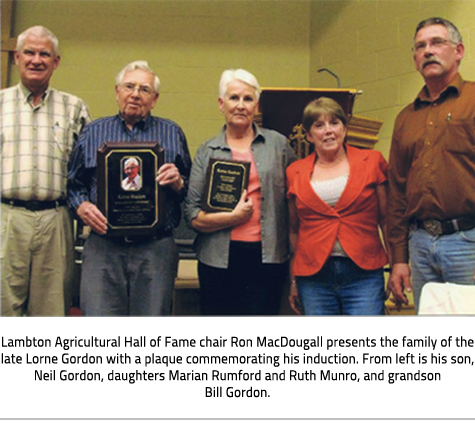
[
  {"xmin": 10, "ymin": 0, "xmax": 311, "ymax": 156},
  {"xmin": 309, "ymin": 0, "xmax": 475, "ymax": 159},
  {"xmin": 10, "ymin": 1, "xmax": 475, "ymax": 158}
]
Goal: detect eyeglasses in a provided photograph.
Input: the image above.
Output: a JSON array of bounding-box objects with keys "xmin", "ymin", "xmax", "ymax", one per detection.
[
  {"xmin": 120, "ymin": 82, "xmax": 155, "ymax": 96},
  {"xmin": 412, "ymin": 37, "xmax": 454, "ymax": 53}
]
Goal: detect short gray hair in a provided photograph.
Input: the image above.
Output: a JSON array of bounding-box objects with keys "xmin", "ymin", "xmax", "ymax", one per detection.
[
  {"xmin": 219, "ymin": 69, "xmax": 260, "ymax": 101},
  {"xmin": 124, "ymin": 157, "xmax": 139, "ymax": 168},
  {"xmin": 16, "ymin": 26, "xmax": 60, "ymax": 56},
  {"xmin": 116, "ymin": 61, "xmax": 161, "ymax": 93},
  {"xmin": 414, "ymin": 17, "xmax": 463, "ymax": 45}
]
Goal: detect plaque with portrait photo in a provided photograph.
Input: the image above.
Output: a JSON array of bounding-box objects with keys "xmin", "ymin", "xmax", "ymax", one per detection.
[
  {"xmin": 202, "ymin": 158, "xmax": 250, "ymax": 213},
  {"xmin": 97, "ymin": 142, "xmax": 165, "ymax": 236}
]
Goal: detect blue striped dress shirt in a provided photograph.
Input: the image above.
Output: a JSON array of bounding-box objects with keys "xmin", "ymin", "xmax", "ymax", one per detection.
[{"xmin": 67, "ymin": 114, "xmax": 191, "ymax": 231}]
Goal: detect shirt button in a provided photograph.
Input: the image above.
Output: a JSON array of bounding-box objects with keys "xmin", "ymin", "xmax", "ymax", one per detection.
[
  {"xmin": 429, "ymin": 121, "xmax": 434, "ymax": 126},
  {"xmin": 426, "ymin": 142, "xmax": 431, "ymax": 146}
]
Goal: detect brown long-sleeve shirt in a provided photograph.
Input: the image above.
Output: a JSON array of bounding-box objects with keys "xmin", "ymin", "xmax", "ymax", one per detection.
[{"xmin": 388, "ymin": 74, "xmax": 475, "ymax": 263}]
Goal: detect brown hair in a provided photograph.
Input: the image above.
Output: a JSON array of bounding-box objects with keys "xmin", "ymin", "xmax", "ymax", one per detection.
[{"xmin": 302, "ymin": 97, "xmax": 348, "ymax": 132}]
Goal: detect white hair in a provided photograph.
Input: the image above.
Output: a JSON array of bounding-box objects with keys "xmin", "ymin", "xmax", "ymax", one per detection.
[
  {"xmin": 16, "ymin": 26, "xmax": 60, "ymax": 56},
  {"xmin": 219, "ymin": 68, "xmax": 260, "ymax": 100},
  {"xmin": 124, "ymin": 157, "xmax": 139, "ymax": 168},
  {"xmin": 116, "ymin": 60, "xmax": 161, "ymax": 93}
]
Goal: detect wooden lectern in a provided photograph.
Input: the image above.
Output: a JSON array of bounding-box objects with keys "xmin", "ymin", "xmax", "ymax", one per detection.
[{"xmin": 255, "ymin": 88, "xmax": 383, "ymax": 158}]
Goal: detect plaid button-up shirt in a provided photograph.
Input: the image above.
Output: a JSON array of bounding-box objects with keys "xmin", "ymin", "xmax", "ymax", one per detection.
[{"xmin": 1, "ymin": 83, "xmax": 91, "ymax": 201}]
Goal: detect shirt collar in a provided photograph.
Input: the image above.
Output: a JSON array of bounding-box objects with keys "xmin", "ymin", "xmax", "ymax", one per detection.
[
  {"xmin": 19, "ymin": 82, "xmax": 50, "ymax": 105},
  {"xmin": 208, "ymin": 122, "xmax": 266, "ymax": 150},
  {"xmin": 414, "ymin": 73, "xmax": 463, "ymax": 107},
  {"xmin": 117, "ymin": 112, "xmax": 153, "ymax": 131}
]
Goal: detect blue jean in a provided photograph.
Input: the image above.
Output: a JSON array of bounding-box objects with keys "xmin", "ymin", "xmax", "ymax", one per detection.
[
  {"xmin": 409, "ymin": 227, "xmax": 475, "ymax": 312},
  {"xmin": 296, "ymin": 257, "xmax": 385, "ymax": 315}
]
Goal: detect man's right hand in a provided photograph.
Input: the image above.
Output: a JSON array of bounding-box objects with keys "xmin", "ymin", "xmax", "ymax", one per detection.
[
  {"xmin": 387, "ymin": 263, "xmax": 412, "ymax": 309},
  {"xmin": 77, "ymin": 201, "xmax": 108, "ymax": 235}
]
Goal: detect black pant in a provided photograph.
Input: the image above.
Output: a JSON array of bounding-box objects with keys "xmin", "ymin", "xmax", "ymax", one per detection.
[{"xmin": 198, "ymin": 241, "xmax": 288, "ymax": 315}]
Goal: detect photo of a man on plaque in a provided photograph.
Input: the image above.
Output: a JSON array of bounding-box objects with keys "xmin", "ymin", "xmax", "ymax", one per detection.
[{"xmin": 121, "ymin": 156, "xmax": 142, "ymax": 191}]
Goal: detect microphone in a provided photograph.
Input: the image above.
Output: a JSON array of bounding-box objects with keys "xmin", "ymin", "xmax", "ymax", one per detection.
[{"xmin": 317, "ymin": 68, "xmax": 341, "ymax": 88}]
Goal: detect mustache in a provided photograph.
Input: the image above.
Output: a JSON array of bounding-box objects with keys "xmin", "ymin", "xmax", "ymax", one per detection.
[{"xmin": 421, "ymin": 56, "xmax": 442, "ymax": 68}]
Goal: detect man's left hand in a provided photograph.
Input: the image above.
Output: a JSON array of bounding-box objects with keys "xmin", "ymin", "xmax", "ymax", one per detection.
[{"xmin": 156, "ymin": 163, "xmax": 183, "ymax": 192}]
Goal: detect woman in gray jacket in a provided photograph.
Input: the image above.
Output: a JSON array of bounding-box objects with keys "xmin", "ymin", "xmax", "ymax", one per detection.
[{"xmin": 185, "ymin": 68, "xmax": 296, "ymax": 315}]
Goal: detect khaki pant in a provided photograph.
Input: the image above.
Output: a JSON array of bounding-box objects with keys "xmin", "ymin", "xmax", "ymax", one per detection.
[{"xmin": 1, "ymin": 204, "xmax": 74, "ymax": 316}]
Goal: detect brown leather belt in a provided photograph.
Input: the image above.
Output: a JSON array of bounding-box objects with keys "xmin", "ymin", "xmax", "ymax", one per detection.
[
  {"xmin": 1, "ymin": 198, "xmax": 67, "ymax": 211},
  {"xmin": 415, "ymin": 217, "xmax": 475, "ymax": 236}
]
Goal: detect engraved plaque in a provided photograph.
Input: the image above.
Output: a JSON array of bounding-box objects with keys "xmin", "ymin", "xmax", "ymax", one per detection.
[
  {"xmin": 202, "ymin": 158, "xmax": 250, "ymax": 212},
  {"xmin": 97, "ymin": 142, "xmax": 165, "ymax": 236}
]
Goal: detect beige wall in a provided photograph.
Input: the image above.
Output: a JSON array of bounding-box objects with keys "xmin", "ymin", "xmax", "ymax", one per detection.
[
  {"xmin": 310, "ymin": 0, "xmax": 475, "ymax": 159},
  {"xmin": 10, "ymin": 0, "xmax": 311, "ymax": 156},
  {"xmin": 9, "ymin": 0, "xmax": 475, "ymax": 158}
]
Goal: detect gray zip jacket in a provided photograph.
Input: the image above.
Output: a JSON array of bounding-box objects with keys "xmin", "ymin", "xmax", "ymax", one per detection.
[{"xmin": 185, "ymin": 124, "xmax": 296, "ymax": 268}]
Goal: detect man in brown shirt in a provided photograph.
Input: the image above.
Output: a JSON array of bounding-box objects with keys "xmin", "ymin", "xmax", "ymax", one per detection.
[{"xmin": 387, "ymin": 17, "xmax": 475, "ymax": 311}]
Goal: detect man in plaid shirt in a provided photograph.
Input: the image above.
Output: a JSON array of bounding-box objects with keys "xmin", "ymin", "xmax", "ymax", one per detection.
[{"xmin": 1, "ymin": 26, "xmax": 91, "ymax": 316}]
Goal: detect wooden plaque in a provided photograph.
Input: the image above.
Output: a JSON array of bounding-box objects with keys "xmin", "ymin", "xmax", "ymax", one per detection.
[
  {"xmin": 202, "ymin": 158, "xmax": 250, "ymax": 212},
  {"xmin": 97, "ymin": 142, "xmax": 165, "ymax": 236}
]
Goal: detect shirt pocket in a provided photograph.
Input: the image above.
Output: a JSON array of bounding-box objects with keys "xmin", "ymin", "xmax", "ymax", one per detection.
[
  {"xmin": 51, "ymin": 120, "xmax": 74, "ymax": 163},
  {"xmin": 443, "ymin": 119, "xmax": 475, "ymax": 156}
]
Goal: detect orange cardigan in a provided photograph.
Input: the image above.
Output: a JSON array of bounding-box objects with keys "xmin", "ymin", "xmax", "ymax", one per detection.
[{"xmin": 286, "ymin": 145, "xmax": 388, "ymax": 276}]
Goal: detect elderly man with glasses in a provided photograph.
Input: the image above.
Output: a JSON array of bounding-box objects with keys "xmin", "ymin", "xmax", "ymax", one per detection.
[
  {"xmin": 387, "ymin": 17, "xmax": 475, "ymax": 312},
  {"xmin": 68, "ymin": 60, "xmax": 191, "ymax": 316}
]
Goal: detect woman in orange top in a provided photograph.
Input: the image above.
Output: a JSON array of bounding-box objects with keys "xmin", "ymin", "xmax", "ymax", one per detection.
[{"xmin": 286, "ymin": 97, "xmax": 389, "ymax": 315}]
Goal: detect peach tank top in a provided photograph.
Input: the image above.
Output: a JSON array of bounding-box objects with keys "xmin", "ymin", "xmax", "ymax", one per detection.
[{"xmin": 230, "ymin": 148, "xmax": 262, "ymax": 242}]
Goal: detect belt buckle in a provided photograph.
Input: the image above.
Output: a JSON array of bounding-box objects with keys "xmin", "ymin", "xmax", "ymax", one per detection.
[
  {"xmin": 423, "ymin": 219, "xmax": 442, "ymax": 236},
  {"xmin": 28, "ymin": 201, "xmax": 43, "ymax": 211}
]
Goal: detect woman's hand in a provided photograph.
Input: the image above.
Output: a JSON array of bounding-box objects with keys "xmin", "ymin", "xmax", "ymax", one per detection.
[
  {"xmin": 232, "ymin": 189, "xmax": 254, "ymax": 225},
  {"xmin": 190, "ymin": 190, "xmax": 253, "ymax": 233},
  {"xmin": 289, "ymin": 280, "xmax": 303, "ymax": 315}
]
